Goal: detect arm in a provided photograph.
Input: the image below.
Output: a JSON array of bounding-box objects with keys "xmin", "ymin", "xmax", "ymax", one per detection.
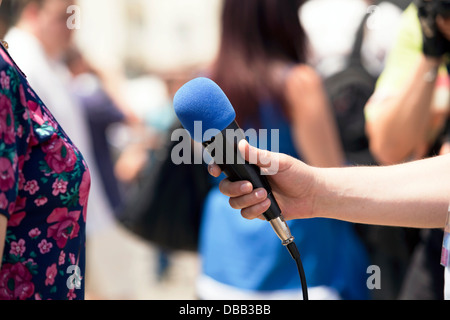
[
  {"xmin": 313, "ymin": 153, "xmax": 450, "ymax": 228},
  {"xmin": 366, "ymin": 55, "xmax": 440, "ymax": 164},
  {"xmin": 286, "ymin": 65, "xmax": 345, "ymax": 168},
  {"xmin": 212, "ymin": 140, "xmax": 450, "ymax": 229},
  {"xmin": 364, "ymin": 4, "xmax": 450, "ymax": 165}
]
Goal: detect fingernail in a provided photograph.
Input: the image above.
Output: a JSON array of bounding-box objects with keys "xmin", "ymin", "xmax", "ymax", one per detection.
[
  {"xmin": 241, "ymin": 182, "xmax": 253, "ymax": 193},
  {"xmin": 261, "ymin": 198, "xmax": 271, "ymax": 207},
  {"xmin": 255, "ymin": 189, "xmax": 267, "ymax": 199}
]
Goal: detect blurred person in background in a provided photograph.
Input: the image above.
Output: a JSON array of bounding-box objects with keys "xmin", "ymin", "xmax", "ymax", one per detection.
[
  {"xmin": 0, "ymin": 0, "xmax": 90, "ymax": 299},
  {"xmin": 5, "ymin": 0, "xmax": 115, "ymax": 234},
  {"xmin": 0, "ymin": 0, "xmax": 12, "ymax": 38},
  {"xmin": 65, "ymin": 46, "xmax": 126, "ymax": 218},
  {"xmin": 2, "ymin": 0, "xmax": 143, "ymax": 299},
  {"xmin": 301, "ymin": 0, "xmax": 410, "ymax": 300},
  {"xmin": 364, "ymin": 0, "xmax": 450, "ymax": 299},
  {"xmin": 301, "ymin": 0, "xmax": 405, "ymax": 80},
  {"xmin": 365, "ymin": 1, "xmax": 450, "ymax": 165},
  {"xmin": 197, "ymin": 0, "xmax": 370, "ymax": 300},
  {"xmin": 207, "ymin": 141, "xmax": 450, "ymax": 300}
]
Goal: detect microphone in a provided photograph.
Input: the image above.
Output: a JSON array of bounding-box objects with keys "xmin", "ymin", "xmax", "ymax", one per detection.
[{"xmin": 173, "ymin": 77, "xmax": 294, "ymax": 247}]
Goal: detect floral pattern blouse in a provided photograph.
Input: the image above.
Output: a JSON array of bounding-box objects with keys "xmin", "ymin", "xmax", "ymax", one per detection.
[{"xmin": 0, "ymin": 45, "xmax": 90, "ymax": 300}]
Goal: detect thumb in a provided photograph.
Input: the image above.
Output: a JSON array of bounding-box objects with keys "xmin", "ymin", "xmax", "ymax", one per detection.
[{"xmin": 238, "ymin": 140, "xmax": 280, "ymax": 174}]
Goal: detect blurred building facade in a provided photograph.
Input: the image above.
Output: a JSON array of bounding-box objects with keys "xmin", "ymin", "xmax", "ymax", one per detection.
[{"xmin": 75, "ymin": 0, "xmax": 222, "ymax": 76}]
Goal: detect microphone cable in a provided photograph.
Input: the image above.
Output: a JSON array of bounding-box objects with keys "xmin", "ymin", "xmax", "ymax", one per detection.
[
  {"xmin": 173, "ymin": 77, "xmax": 309, "ymax": 301},
  {"xmin": 269, "ymin": 216, "xmax": 308, "ymax": 300},
  {"xmin": 286, "ymin": 242, "xmax": 309, "ymax": 300}
]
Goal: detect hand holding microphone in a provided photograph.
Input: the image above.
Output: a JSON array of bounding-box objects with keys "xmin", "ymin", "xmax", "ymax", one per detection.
[
  {"xmin": 174, "ymin": 77, "xmax": 295, "ymax": 245},
  {"xmin": 172, "ymin": 77, "xmax": 315, "ymax": 223},
  {"xmin": 173, "ymin": 77, "xmax": 309, "ymax": 299},
  {"xmin": 208, "ymin": 139, "xmax": 316, "ymax": 222}
]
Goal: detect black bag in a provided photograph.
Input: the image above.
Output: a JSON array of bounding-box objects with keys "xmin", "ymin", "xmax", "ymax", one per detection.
[
  {"xmin": 325, "ymin": 1, "xmax": 412, "ymax": 165},
  {"xmin": 324, "ymin": 13, "xmax": 378, "ymax": 166},
  {"xmin": 119, "ymin": 123, "xmax": 212, "ymax": 252}
]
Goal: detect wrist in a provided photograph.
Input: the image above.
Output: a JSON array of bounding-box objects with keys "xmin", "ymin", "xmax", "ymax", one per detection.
[
  {"xmin": 309, "ymin": 166, "xmax": 330, "ymax": 220},
  {"xmin": 310, "ymin": 166, "xmax": 361, "ymax": 222},
  {"xmin": 423, "ymin": 54, "xmax": 442, "ymax": 67},
  {"xmin": 422, "ymin": 54, "xmax": 441, "ymax": 82}
]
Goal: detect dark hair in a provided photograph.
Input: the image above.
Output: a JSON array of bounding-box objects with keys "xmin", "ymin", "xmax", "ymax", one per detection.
[
  {"xmin": 211, "ymin": 0, "xmax": 307, "ymax": 126},
  {"xmin": 0, "ymin": 0, "xmax": 46, "ymax": 29}
]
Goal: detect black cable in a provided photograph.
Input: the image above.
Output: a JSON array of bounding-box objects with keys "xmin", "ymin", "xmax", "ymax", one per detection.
[{"xmin": 286, "ymin": 242, "xmax": 308, "ymax": 300}]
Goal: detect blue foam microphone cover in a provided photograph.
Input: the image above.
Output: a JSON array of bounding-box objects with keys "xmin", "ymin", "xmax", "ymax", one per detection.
[
  {"xmin": 172, "ymin": 77, "xmax": 297, "ymax": 261},
  {"xmin": 173, "ymin": 77, "xmax": 284, "ymax": 223},
  {"xmin": 173, "ymin": 77, "xmax": 236, "ymax": 142}
]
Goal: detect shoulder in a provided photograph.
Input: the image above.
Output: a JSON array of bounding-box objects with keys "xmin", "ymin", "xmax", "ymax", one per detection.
[
  {"xmin": 0, "ymin": 44, "xmax": 15, "ymax": 68},
  {"xmin": 0, "ymin": 45, "xmax": 27, "ymax": 89},
  {"xmin": 0, "ymin": 46, "xmax": 34, "ymax": 142},
  {"xmin": 284, "ymin": 64, "xmax": 325, "ymax": 109},
  {"xmin": 0, "ymin": 48, "xmax": 24, "ymax": 108},
  {"xmin": 285, "ymin": 64, "xmax": 323, "ymax": 95}
]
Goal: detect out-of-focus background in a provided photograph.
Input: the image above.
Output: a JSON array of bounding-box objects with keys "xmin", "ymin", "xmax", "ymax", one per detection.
[
  {"xmin": 2, "ymin": 0, "xmax": 426, "ymax": 300},
  {"xmin": 71, "ymin": 0, "xmax": 401, "ymax": 300},
  {"xmin": 76, "ymin": 0, "xmax": 221, "ymax": 74},
  {"xmin": 73, "ymin": 0, "xmax": 220, "ymax": 300},
  {"xmin": 75, "ymin": 0, "xmax": 222, "ymax": 120}
]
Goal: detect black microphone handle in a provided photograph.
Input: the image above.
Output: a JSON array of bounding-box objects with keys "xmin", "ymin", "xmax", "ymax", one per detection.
[
  {"xmin": 201, "ymin": 122, "xmax": 306, "ymax": 299},
  {"xmin": 202, "ymin": 122, "xmax": 282, "ymax": 222}
]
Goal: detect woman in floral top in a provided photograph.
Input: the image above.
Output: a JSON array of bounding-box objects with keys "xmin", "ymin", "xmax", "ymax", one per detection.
[{"xmin": 0, "ymin": 37, "xmax": 90, "ymax": 299}]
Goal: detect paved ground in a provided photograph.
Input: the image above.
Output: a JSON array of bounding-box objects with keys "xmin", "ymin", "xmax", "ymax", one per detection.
[{"xmin": 85, "ymin": 222, "xmax": 200, "ymax": 300}]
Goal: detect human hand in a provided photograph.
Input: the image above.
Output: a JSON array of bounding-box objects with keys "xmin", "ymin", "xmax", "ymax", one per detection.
[
  {"xmin": 208, "ymin": 140, "xmax": 316, "ymax": 221},
  {"xmin": 417, "ymin": 0, "xmax": 449, "ymax": 57},
  {"xmin": 436, "ymin": 14, "xmax": 450, "ymax": 41}
]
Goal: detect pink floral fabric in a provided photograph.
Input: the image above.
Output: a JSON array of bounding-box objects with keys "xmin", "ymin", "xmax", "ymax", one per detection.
[{"xmin": 0, "ymin": 45, "xmax": 90, "ymax": 300}]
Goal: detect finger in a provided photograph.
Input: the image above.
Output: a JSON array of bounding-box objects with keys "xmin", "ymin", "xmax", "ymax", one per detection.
[
  {"xmin": 439, "ymin": 141, "xmax": 450, "ymax": 155},
  {"xmin": 229, "ymin": 188, "xmax": 268, "ymax": 210},
  {"xmin": 207, "ymin": 162, "xmax": 222, "ymax": 178},
  {"xmin": 238, "ymin": 140, "xmax": 277, "ymax": 168},
  {"xmin": 240, "ymin": 198, "xmax": 272, "ymax": 220},
  {"xmin": 219, "ymin": 178, "xmax": 253, "ymax": 197}
]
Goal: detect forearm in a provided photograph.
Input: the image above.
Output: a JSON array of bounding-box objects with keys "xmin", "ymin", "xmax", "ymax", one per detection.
[
  {"xmin": 368, "ymin": 55, "xmax": 440, "ymax": 164},
  {"xmin": 288, "ymin": 64, "xmax": 345, "ymax": 168},
  {"xmin": 293, "ymin": 111, "xmax": 345, "ymax": 168},
  {"xmin": 312, "ymin": 155, "xmax": 450, "ymax": 228}
]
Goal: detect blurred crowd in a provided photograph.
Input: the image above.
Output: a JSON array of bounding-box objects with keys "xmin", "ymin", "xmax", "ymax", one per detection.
[{"xmin": 1, "ymin": 0, "xmax": 449, "ymax": 300}]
